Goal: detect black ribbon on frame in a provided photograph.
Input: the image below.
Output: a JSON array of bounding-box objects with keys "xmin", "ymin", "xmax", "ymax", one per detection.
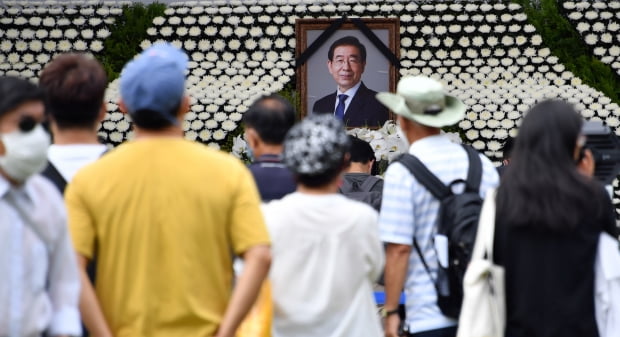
[
  {"xmin": 295, "ymin": 17, "xmax": 346, "ymax": 67},
  {"xmin": 295, "ymin": 17, "xmax": 400, "ymax": 69},
  {"xmin": 350, "ymin": 18, "xmax": 399, "ymax": 68}
]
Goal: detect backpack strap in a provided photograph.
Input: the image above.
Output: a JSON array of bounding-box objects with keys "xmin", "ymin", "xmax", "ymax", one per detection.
[
  {"xmin": 41, "ymin": 161, "xmax": 68, "ymax": 195},
  {"xmin": 462, "ymin": 145, "xmax": 483, "ymax": 193},
  {"xmin": 359, "ymin": 176, "xmax": 382, "ymax": 192},
  {"xmin": 397, "ymin": 154, "xmax": 451, "ymax": 200}
]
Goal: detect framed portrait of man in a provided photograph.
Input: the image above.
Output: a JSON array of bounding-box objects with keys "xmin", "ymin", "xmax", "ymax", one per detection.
[{"xmin": 296, "ymin": 18, "xmax": 399, "ymax": 128}]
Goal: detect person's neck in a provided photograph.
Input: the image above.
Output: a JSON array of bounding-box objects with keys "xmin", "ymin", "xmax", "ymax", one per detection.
[
  {"xmin": 133, "ymin": 126, "xmax": 184, "ymax": 140},
  {"xmin": 407, "ymin": 127, "xmax": 441, "ymax": 145},
  {"xmin": 52, "ymin": 128, "xmax": 101, "ymax": 145},
  {"xmin": 253, "ymin": 144, "xmax": 283, "ymax": 158},
  {"xmin": 297, "ymin": 175, "xmax": 342, "ymax": 195},
  {"xmin": 0, "ymin": 169, "xmax": 22, "ymax": 186},
  {"xmin": 347, "ymin": 162, "xmax": 370, "ymax": 174}
]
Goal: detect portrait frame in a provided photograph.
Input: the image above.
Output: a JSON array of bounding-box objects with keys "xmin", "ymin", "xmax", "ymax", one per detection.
[{"xmin": 296, "ymin": 18, "xmax": 400, "ymax": 128}]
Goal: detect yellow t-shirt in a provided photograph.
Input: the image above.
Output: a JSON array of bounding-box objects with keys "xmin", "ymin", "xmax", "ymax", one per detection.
[{"xmin": 66, "ymin": 138, "xmax": 270, "ymax": 337}]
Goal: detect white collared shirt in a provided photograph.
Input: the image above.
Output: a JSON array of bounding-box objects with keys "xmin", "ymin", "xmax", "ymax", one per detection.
[
  {"xmin": 332, "ymin": 81, "xmax": 362, "ymax": 116},
  {"xmin": 48, "ymin": 144, "xmax": 108, "ymax": 182},
  {"xmin": 0, "ymin": 174, "xmax": 81, "ymax": 337}
]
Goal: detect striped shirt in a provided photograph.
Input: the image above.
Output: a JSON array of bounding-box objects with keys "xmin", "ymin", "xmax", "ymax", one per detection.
[{"xmin": 379, "ymin": 134, "xmax": 499, "ymax": 334}]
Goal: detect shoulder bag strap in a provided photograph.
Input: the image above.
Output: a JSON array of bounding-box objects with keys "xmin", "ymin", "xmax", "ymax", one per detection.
[
  {"xmin": 359, "ymin": 176, "xmax": 381, "ymax": 192},
  {"xmin": 472, "ymin": 188, "xmax": 497, "ymax": 261},
  {"xmin": 41, "ymin": 161, "xmax": 68, "ymax": 194},
  {"xmin": 4, "ymin": 191, "xmax": 53, "ymax": 252}
]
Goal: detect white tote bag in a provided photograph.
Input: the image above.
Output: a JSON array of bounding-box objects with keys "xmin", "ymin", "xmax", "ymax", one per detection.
[{"xmin": 457, "ymin": 189, "xmax": 506, "ymax": 337}]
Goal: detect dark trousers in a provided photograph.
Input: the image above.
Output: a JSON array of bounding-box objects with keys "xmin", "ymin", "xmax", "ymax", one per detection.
[{"xmin": 408, "ymin": 326, "xmax": 457, "ymax": 337}]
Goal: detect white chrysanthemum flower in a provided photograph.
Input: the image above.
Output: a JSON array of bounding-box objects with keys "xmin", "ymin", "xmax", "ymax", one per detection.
[
  {"xmin": 429, "ymin": 38, "xmax": 441, "ymax": 48},
  {"xmin": 176, "ymin": 27, "xmax": 188, "ymax": 37},
  {"xmin": 212, "ymin": 16, "xmax": 224, "ymax": 25},
  {"xmin": 448, "ymin": 25, "xmax": 462, "ymax": 33},
  {"xmin": 608, "ymin": 22, "xmax": 620, "ymax": 32},
  {"xmin": 151, "ymin": 16, "xmax": 166, "ymax": 26},
  {"xmin": 58, "ymin": 40, "xmax": 72, "ymax": 52},
  {"xmin": 420, "ymin": 25, "xmax": 433, "ymax": 35},
  {"xmin": 205, "ymin": 119, "xmax": 219, "ymax": 129},
  {"xmin": 568, "ymin": 12, "xmax": 582, "ymax": 20},
  {"xmin": 584, "ymin": 11, "xmax": 598, "ymax": 20},
  {"xmin": 197, "ymin": 16, "xmax": 211, "ymax": 25},
  {"xmin": 159, "ymin": 27, "xmax": 173, "ymax": 37},
  {"xmin": 530, "ymin": 35, "xmax": 543, "ymax": 45},
  {"xmin": 593, "ymin": 47, "xmax": 607, "ymax": 56},
  {"xmin": 523, "ymin": 24, "xmax": 536, "ymax": 33},
  {"xmin": 97, "ymin": 28, "xmax": 111, "ymax": 39},
  {"xmin": 89, "ymin": 18, "xmax": 102, "ymax": 26},
  {"xmin": 471, "ymin": 36, "xmax": 484, "ymax": 47},
  {"xmin": 21, "ymin": 53, "xmax": 35, "ymax": 64},
  {"xmin": 73, "ymin": 40, "xmax": 88, "ymax": 51},
  {"xmin": 601, "ymin": 33, "xmax": 613, "ymax": 44},
  {"xmin": 584, "ymin": 34, "xmax": 598, "ymax": 45},
  {"xmin": 435, "ymin": 25, "xmax": 448, "ymax": 35},
  {"xmin": 183, "ymin": 16, "xmax": 197, "ymax": 26},
  {"xmin": 91, "ymin": 40, "xmax": 104, "ymax": 52}
]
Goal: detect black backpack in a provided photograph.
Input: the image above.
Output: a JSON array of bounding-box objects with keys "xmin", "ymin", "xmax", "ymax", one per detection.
[
  {"xmin": 396, "ymin": 144, "xmax": 483, "ymax": 319},
  {"xmin": 339, "ymin": 175, "xmax": 383, "ymax": 211}
]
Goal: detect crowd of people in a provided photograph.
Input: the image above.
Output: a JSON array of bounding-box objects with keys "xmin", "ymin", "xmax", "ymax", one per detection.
[{"xmin": 0, "ymin": 41, "xmax": 618, "ymax": 337}]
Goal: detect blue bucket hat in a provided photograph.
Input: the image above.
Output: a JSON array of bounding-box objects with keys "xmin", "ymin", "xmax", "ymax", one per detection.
[{"xmin": 120, "ymin": 43, "xmax": 188, "ymax": 125}]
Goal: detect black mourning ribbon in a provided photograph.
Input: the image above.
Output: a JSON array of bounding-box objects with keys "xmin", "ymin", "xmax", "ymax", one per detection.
[{"xmin": 296, "ymin": 17, "xmax": 399, "ymax": 68}]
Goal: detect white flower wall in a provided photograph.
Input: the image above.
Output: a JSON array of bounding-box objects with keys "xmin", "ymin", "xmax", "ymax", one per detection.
[
  {"xmin": 1, "ymin": 0, "xmax": 620, "ymax": 163},
  {"xmin": 563, "ymin": 1, "xmax": 620, "ymax": 76}
]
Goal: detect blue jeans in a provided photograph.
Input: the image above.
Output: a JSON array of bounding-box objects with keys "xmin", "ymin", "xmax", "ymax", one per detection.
[{"xmin": 408, "ymin": 326, "xmax": 457, "ymax": 337}]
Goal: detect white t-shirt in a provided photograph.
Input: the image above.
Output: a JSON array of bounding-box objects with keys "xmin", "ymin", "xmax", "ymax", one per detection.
[
  {"xmin": 47, "ymin": 144, "xmax": 108, "ymax": 182},
  {"xmin": 262, "ymin": 192, "xmax": 384, "ymax": 337}
]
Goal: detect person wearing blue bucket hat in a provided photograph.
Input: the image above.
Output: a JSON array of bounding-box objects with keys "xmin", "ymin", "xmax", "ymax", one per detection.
[{"xmin": 66, "ymin": 43, "xmax": 272, "ymax": 337}]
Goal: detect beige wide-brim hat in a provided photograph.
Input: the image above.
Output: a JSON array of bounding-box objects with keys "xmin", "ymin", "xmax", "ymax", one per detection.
[{"xmin": 376, "ymin": 76, "xmax": 466, "ymax": 128}]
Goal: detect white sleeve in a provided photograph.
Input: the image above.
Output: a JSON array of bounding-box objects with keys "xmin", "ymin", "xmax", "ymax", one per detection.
[
  {"xmin": 365, "ymin": 209, "xmax": 385, "ymax": 283},
  {"xmin": 46, "ymin": 216, "xmax": 82, "ymax": 337}
]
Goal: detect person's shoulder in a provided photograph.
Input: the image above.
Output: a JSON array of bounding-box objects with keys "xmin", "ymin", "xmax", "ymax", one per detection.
[
  {"xmin": 313, "ymin": 92, "xmax": 336, "ymax": 110},
  {"xmin": 358, "ymin": 81, "xmax": 378, "ymax": 95}
]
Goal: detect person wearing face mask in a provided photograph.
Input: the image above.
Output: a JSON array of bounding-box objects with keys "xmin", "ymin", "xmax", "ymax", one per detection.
[{"xmin": 0, "ymin": 76, "xmax": 82, "ymax": 337}]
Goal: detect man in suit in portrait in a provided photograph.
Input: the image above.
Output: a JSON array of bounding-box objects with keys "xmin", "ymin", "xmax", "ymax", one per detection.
[{"xmin": 312, "ymin": 36, "xmax": 390, "ymax": 128}]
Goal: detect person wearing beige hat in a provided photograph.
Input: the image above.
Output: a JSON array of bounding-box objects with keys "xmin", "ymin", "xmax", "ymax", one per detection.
[{"xmin": 376, "ymin": 76, "xmax": 499, "ymax": 337}]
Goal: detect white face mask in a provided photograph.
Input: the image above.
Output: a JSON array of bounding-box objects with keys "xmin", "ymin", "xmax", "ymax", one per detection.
[
  {"xmin": 396, "ymin": 122, "xmax": 410, "ymax": 148},
  {"xmin": 0, "ymin": 124, "xmax": 50, "ymax": 182}
]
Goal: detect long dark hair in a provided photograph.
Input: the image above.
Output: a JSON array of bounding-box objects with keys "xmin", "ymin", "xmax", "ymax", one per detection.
[{"xmin": 497, "ymin": 100, "xmax": 597, "ymax": 231}]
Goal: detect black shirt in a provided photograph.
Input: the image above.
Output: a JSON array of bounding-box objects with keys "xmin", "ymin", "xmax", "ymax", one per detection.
[
  {"xmin": 248, "ymin": 154, "xmax": 296, "ymax": 202},
  {"xmin": 494, "ymin": 185, "xmax": 618, "ymax": 337}
]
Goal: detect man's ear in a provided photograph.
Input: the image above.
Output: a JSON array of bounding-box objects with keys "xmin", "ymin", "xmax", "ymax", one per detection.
[
  {"xmin": 245, "ymin": 127, "xmax": 260, "ymax": 149},
  {"xmin": 177, "ymin": 95, "xmax": 190, "ymax": 118},
  {"xmin": 118, "ymin": 99, "xmax": 128, "ymax": 114},
  {"xmin": 97, "ymin": 102, "xmax": 107, "ymax": 123}
]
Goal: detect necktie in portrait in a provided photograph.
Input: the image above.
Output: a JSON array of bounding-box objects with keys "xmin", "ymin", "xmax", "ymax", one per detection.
[{"xmin": 335, "ymin": 94, "xmax": 348, "ymax": 120}]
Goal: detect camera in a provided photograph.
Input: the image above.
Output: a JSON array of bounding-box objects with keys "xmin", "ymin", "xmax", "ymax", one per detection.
[{"xmin": 582, "ymin": 120, "xmax": 620, "ymax": 185}]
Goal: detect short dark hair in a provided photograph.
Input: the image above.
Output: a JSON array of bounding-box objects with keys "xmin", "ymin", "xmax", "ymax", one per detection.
[
  {"xmin": 295, "ymin": 157, "xmax": 349, "ymax": 188},
  {"xmin": 0, "ymin": 76, "xmax": 44, "ymax": 118},
  {"xmin": 39, "ymin": 53, "xmax": 107, "ymax": 129},
  {"xmin": 348, "ymin": 135, "xmax": 375, "ymax": 164},
  {"xmin": 502, "ymin": 136, "xmax": 515, "ymax": 161},
  {"xmin": 243, "ymin": 94, "xmax": 296, "ymax": 145},
  {"xmin": 328, "ymin": 36, "xmax": 367, "ymax": 63}
]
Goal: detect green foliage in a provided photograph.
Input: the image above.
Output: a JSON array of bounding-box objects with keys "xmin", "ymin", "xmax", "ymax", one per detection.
[
  {"xmin": 94, "ymin": 3, "xmax": 166, "ymax": 81},
  {"xmin": 512, "ymin": 0, "xmax": 620, "ymax": 104}
]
